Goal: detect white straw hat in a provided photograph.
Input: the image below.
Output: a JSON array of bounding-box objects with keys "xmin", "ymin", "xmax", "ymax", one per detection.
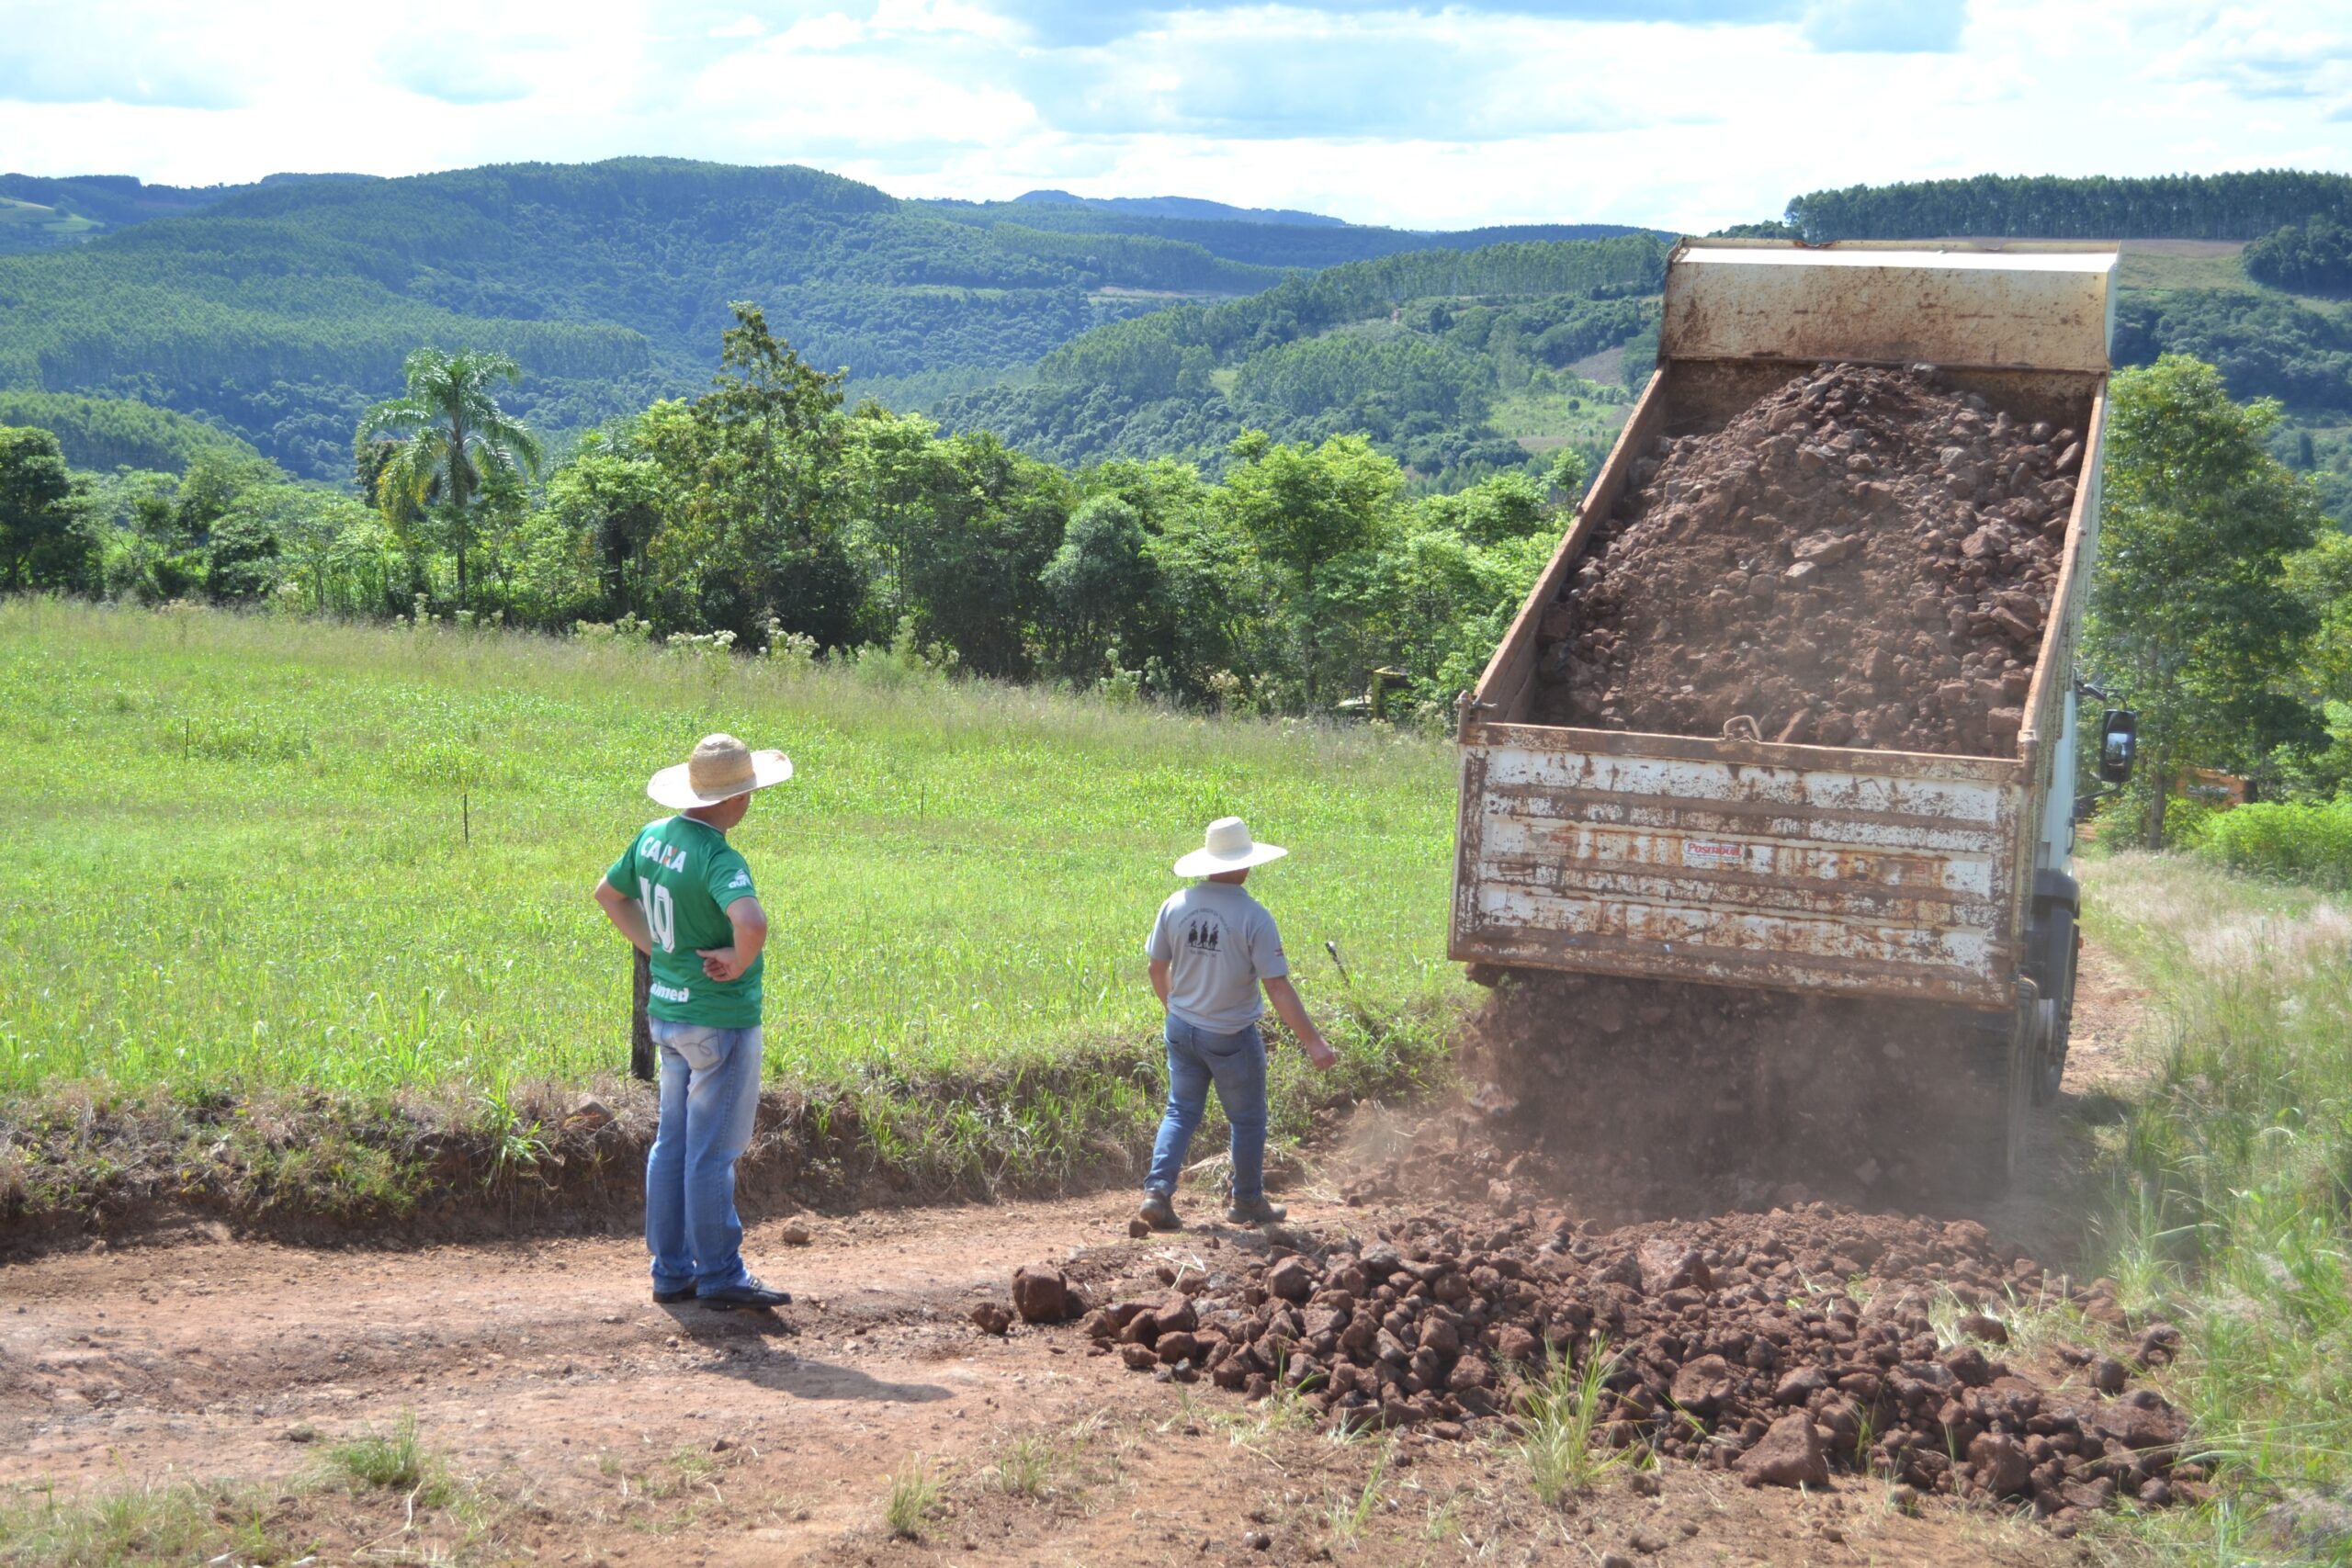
[
  {"xmin": 648, "ymin": 733, "xmax": 794, "ymax": 810},
  {"xmin": 1173, "ymin": 816, "xmax": 1288, "ymax": 877}
]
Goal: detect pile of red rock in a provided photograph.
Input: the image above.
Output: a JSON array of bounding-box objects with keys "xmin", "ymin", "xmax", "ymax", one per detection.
[
  {"xmin": 1531, "ymin": 362, "xmax": 2081, "ymax": 757},
  {"xmin": 1030, "ymin": 1203, "xmax": 2196, "ymax": 1529}
]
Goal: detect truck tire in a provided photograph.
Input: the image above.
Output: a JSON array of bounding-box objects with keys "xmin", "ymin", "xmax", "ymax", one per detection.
[
  {"xmin": 1952, "ymin": 989, "xmax": 2033, "ymax": 1200},
  {"xmin": 2030, "ymin": 904, "xmax": 2078, "ymax": 1104}
]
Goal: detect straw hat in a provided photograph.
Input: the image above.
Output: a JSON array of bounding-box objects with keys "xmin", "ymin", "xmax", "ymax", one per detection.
[
  {"xmin": 1173, "ymin": 817, "xmax": 1288, "ymax": 877},
  {"xmin": 648, "ymin": 733, "xmax": 794, "ymax": 810}
]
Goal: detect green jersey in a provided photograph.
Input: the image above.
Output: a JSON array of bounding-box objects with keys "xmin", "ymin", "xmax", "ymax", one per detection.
[{"xmin": 605, "ymin": 816, "xmax": 763, "ymax": 1028}]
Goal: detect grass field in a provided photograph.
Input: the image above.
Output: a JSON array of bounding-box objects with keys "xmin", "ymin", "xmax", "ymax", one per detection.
[
  {"xmin": 1488, "ymin": 382, "xmax": 1632, "ymax": 456},
  {"xmin": 0, "ymin": 601, "xmax": 1464, "ymax": 1111},
  {"xmin": 2078, "ymin": 853, "xmax": 2352, "ymax": 1561}
]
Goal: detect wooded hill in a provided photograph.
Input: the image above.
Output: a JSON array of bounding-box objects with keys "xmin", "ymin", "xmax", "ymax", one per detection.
[
  {"xmin": 1782, "ymin": 171, "xmax": 2352, "ymax": 243},
  {"xmin": 933, "ymin": 236, "xmax": 1665, "ymax": 487},
  {"xmin": 0, "ymin": 158, "xmax": 1648, "ymax": 480}
]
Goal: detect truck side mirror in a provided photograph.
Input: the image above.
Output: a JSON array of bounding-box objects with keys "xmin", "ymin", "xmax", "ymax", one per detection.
[{"xmin": 2098, "ymin": 709, "xmax": 2137, "ymax": 785}]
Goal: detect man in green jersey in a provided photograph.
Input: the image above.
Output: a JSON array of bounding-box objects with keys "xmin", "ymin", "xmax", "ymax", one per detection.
[{"xmin": 594, "ymin": 733, "xmax": 795, "ymax": 1310}]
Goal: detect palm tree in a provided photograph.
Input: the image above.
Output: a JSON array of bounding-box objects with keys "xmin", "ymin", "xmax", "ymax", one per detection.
[{"xmin": 357, "ymin": 347, "xmax": 543, "ymax": 609}]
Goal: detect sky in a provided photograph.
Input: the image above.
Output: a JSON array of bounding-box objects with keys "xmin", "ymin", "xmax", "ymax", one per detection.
[{"xmin": 0, "ymin": 0, "xmax": 2347, "ymax": 231}]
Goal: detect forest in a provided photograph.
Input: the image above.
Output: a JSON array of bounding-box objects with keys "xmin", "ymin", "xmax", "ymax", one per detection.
[
  {"xmin": 0, "ymin": 159, "xmax": 1641, "ymax": 480},
  {"xmin": 1782, "ymin": 170, "xmax": 2352, "ymax": 242},
  {"xmin": 934, "ymin": 240, "xmax": 1664, "ymax": 483},
  {"xmin": 0, "ymin": 306, "xmax": 1579, "ymax": 728}
]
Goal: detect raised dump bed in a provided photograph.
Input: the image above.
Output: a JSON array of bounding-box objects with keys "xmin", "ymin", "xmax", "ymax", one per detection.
[{"xmin": 1450, "ymin": 243, "xmax": 2124, "ymax": 1177}]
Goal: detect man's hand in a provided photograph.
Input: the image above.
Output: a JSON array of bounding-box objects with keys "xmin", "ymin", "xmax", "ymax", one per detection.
[
  {"xmin": 702, "ymin": 897, "xmax": 769, "ymax": 983},
  {"xmin": 1263, "ymin": 976, "xmax": 1338, "ymax": 1072}
]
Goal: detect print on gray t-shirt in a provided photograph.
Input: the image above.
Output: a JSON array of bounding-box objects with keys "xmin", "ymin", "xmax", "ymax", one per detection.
[{"xmin": 1146, "ymin": 882, "xmax": 1289, "ymax": 1033}]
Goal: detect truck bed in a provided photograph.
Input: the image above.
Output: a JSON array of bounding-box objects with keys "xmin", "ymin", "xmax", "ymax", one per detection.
[{"xmin": 1451, "ymin": 349, "xmax": 2105, "ymax": 1011}]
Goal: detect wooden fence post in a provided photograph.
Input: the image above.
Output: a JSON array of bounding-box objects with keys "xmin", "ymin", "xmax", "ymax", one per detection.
[{"xmin": 631, "ymin": 949, "xmax": 656, "ymax": 1082}]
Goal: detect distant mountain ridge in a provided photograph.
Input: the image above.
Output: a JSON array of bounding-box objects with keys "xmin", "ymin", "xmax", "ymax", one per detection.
[
  {"xmin": 1010, "ymin": 189, "xmax": 1350, "ymax": 227},
  {"xmin": 0, "ymin": 172, "xmax": 370, "ymax": 249}
]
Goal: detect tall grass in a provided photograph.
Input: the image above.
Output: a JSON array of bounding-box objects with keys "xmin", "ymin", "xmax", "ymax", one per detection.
[
  {"xmin": 2078, "ymin": 853, "xmax": 2352, "ymax": 1557},
  {"xmin": 0, "ymin": 600, "xmax": 1463, "ymax": 1106},
  {"xmin": 1511, "ymin": 1343, "xmax": 1624, "ymax": 1505}
]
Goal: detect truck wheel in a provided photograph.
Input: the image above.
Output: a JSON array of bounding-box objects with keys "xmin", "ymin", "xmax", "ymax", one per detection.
[
  {"xmin": 2001, "ymin": 999, "xmax": 2031, "ymax": 1193},
  {"xmin": 1955, "ymin": 990, "xmax": 2033, "ymax": 1200},
  {"xmin": 2030, "ymin": 905, "xmax": 2078, "ymax": 1105}
]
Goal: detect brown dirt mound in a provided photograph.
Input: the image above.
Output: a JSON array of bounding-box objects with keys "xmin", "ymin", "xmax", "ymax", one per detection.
[
  {"xmin": 1065, "ymin": 1204, "xmax": 2194, "ymax": 1530},
  {"xmin": 1531, "ymin": 362, "xmax": 2080, "ymax": 755}
]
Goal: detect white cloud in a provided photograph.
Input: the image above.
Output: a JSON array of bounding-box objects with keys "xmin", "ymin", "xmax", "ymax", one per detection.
[{"xmin": 0, "ymin": 0, "xmax": 2344, "ymax": 230}]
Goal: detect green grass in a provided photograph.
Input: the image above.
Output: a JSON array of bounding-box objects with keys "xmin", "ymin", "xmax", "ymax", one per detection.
[
  {"xmin": 1324, "ymin": 1438, "xmax": 1392, "ymax": 1547},
  {"xmin": 987, "ymin": 1435, "xmax": 1059, "ymax": 1499},
  {"xmin": 1487, "ymin": 382, "xmax": 1631, "ymax": 453},
  {"xmin": 1510, "ymin": 1343, "xmax": 1625, "ymax": 1505},
  {"xmin": 2076, "ymin": 853, "xmax": 2352, "ymax": 1561},
  {"xmin": 0, "ymin": 600, "xmax": 1462, "ymax": 1207},
  {"xmin": 324, "ymin": 1412, "xmax": 454, "ymax": 1506},
  {"xmin": 0, "ymin": 1477, "xmax": 289, "ymax": 1568},
  {"xmin": 884, "ymin": 1458, "xmax": 940, "ymax": 1540},
  {"xmin": 2118, "ymin": 242, "xmax": 2254, "ymax": 294}
]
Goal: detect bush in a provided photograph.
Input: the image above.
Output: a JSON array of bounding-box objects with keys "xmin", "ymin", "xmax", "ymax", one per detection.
[{"xmin": 2199, "ymin": 797, "xmax": 2352, "ymax": 887}]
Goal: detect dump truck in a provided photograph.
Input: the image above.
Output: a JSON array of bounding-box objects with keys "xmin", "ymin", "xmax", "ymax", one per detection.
[{"xmin": 1449, "ymin": 241, "xmax": 2137, "ymax": 1190}]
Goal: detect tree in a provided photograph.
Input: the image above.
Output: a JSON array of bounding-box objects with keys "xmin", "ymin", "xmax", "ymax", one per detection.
[
  {"xmin": 893, "ymin": 432, "xmax": 1070, "ymax": 679},
  {"xmin": 642, "ymin": 305, "xmax": 865, "ymax": 647},
  {"xmin": 0, "ymin": 425, "xmax": 85, "ymax": 590},
  {"xmin": 174, "ymin": 450, "xmax": 292, "ymax": 603},
  {"xmin": 1217, "ymin": 431, "xmax": 1400, "ymax": 704},
  {"xmin": 356, "ymin": 347, "xmax": 544, "ymax": 610},
  {"xmin": 2082, "ymin": 355, "xmax": 2324, "ymax": 847},
  {"xmin": 2245, "ymin": 216, "xmax": 2352, "ymax": 295},
  {"xmin": 543, "ymin": 429, "xmax": 662, "ymax": 619},
  {"xmin": 1041, "ymin": 494, "xmax": 1158, "ymax": 680}
]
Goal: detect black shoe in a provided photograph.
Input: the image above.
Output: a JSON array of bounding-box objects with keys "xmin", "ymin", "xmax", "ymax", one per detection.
[
  {"xmin": 1138, "ymin": 1193, "xmax": 1181, "ymax": 1232},
  {"xmin": 1226, "ymin": 1196, "xmax": 1287, "ymax": 1226},
  {"xmin": 699, "ymin": 1278, "xmax": 792, "ymax": 1311},
  {"xmin": 652, "ymin": 1284, "xmax": 696, "ymax": 1304}
]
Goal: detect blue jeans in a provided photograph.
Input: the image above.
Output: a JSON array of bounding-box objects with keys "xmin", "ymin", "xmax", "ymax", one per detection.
[
  {"xmin": 1146, "ymin": 1017, "xmax": 1269, "ymax": 1205},
  {"xmin": 645, "ymin": 1020, "xmax": 762, "ymax": 1296}
]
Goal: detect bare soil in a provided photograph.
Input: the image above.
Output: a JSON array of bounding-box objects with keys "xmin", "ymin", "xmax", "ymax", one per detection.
[
  {"xmin": 1532, "ymin": 362, "xmax": 2080, "ymax": 755},
  {"xmin": 0, "ymin": 952, "xmax": 2156, "ymax": 1568}
]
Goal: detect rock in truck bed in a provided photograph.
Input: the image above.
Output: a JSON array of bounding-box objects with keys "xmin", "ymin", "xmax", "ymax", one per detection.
[{"xmin": 1529, "ymin": 363, "xmax": 2082, "ymax": 757}]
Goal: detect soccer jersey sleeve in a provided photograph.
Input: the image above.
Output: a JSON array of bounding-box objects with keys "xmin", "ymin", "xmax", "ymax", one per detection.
[
  {"xmin": 707, "ymin": 847, "xmax": 758, "ymax": 910},
  {"xmin": 605, "ymin": 836, "xmax": 638, "ymax": 895}
]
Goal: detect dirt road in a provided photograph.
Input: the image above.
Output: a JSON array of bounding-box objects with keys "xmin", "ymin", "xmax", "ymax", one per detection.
[{"xmin": 0, "ymin": 951, "xmax": 2147, "ymax": 1566}]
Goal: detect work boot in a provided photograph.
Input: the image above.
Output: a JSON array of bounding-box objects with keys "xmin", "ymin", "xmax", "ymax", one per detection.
[
  {"xmin": 698, "ymin": 1277, "xmax": 793, "ymax": 1312},
  {"xmin": 1226, "ymin": 1195, "xmax": 1286, "ymax": 1227},
  {"xmin": 1138, "ymin": 1192, "xmax": 1181, "ymax": 1232}
]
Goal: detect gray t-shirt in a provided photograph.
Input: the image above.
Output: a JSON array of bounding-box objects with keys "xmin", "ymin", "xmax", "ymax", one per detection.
[{"xmin": 1146, "ymin": 882, "xmax": 1289, "ymax": 1034}]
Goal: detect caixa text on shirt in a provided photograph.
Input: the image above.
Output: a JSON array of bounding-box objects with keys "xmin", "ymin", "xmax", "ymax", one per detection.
[{"xmin": 640, "ymin": 837, "xmax": 690, "ymax": 871}]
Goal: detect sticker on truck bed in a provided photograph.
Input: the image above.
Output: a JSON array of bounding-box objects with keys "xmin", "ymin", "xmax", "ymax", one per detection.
[{"xmin": 1680, "ymin": 839, "xmax": 1750, "ymax": 870}]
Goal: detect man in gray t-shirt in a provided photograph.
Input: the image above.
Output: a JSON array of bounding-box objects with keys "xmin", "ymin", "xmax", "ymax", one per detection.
[{"xmin": 1140, "ymin": 817, "xmax": 1335, "ymax": 1231}]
